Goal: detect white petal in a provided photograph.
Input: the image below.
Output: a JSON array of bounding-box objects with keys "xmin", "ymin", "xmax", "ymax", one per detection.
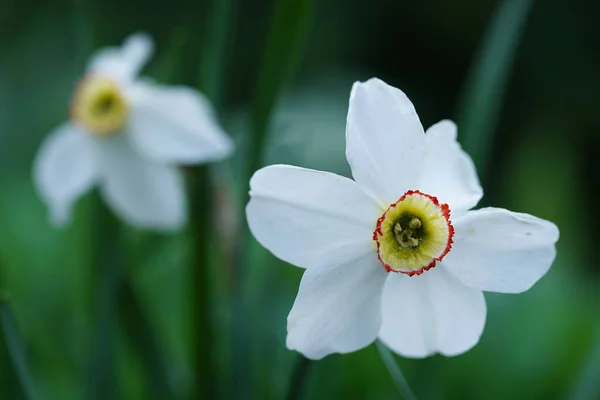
[
  {"xmin": 345, "ymin": 78, "xmax": 426, "ymax": 205},
  {"xmin": 287, "ymin": 253, "xmax": 388, "ymax": 359},
  {"xmin": 126, "ymin": 82, "xmax": 233, "ymax": 164},
  {"xmin": 246, "ymin": 165, "xmax": 381, "ymax": 269},
  {"xmin": 87, "ymin": 33, "xmax": 153, "ymax": 83},
  {"xmin": 419, "ymin": 120, "xmax": 483, "ymax": 212},
  {"xmin": 379, "ymin": 267, "xmax": 486, "ymax": 358},
  {"xmin": 443, "ymin": 207, "xmax": 559, "ymax": 293},
  {"xmin": 33, "ymin": 123, "xmax": 98, "ymax": 226},
  {"xmin": 96, "ymin": 136, "xmax": 186, "ymax": 231}
]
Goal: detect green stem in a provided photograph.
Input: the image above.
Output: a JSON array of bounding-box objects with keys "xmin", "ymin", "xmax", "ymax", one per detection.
[
  {"xmin": 88, "ymin": 196, "xmax": 121, "ymax": 399},
  {"xmin": 376, "ymin": 341, "xmax": 418, "ymax": 400},
  {"xmin": 90, "ymin": 197, "xmax": 174, "ymax": 399},
  {"xmin": 285, "ymin": 355, "xmax": 313, "ymax": 400},
  {"xmin": 188, "ymin": 167, "xmax": 216, "ymax": 398},
  {"xmin": 0, "ymin": 291, "xmax": 38, "ymax": 400}
]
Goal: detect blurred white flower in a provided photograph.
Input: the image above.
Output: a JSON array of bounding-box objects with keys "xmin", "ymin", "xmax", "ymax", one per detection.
[
  {"xmin": 246, "ymin": 78, "xmax": 559, "ymax": 359},
  {"xmin": 34, "ymin": 33, "xmax": 233, "ymax": 230}
]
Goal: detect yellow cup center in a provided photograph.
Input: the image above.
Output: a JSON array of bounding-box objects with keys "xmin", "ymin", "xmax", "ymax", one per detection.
[
  {"xmin": 373, "ymin": 190, "xmax": 454, "ymax": 276},
  {"xmin": 70, "ymin": 76, "xmax": 128, "ymax": 136}
]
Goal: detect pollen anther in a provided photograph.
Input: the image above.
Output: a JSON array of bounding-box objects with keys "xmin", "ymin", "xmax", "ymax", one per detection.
[
  {"xmin": 393, "ymin": 220, "xmax": 420, "ymax": 248},
  {"xmin": 408, "ymin": 218, "xmax": 421, "ymax": 229}
]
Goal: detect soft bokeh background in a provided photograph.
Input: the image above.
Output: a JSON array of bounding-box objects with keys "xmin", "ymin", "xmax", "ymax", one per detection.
[{"xmin": 1, "ymin": 0, "xmax": 599, "ymax": 399}]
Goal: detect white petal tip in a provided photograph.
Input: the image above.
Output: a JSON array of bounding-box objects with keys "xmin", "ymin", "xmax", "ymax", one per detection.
[
  {"xmin": 285, "ymin": 336, "xmax": 327, "ymax": 360},
  {"xmin": 350, "ymin": 78, "xmax": 383, "ymax": 98},
  {"xmin": 354, "ymin": 77, "xmax": 386, "ymax": 88},
  {"xmin": 377, "ymin": 337, "xmax": 435, "ymax": 359},
  {"xmin": 426, "ymin": 119, "xmax": 458, "ymax": 140},
  {"xmin": 124, "ymin": 32, "xmax": 154, "ymax": 58},
  {"xmin": 349, "ymin": 77, "xmax": 417, "ymax": 118}
]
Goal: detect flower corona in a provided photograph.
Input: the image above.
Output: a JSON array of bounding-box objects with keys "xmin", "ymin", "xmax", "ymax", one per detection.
[
  {"xmin": 373, "ymin": 190, "xmax": 454, "ymax": 276},
  {"xmin": 70, "ymin": 76, "xmax": 129, "ymax": 136}
]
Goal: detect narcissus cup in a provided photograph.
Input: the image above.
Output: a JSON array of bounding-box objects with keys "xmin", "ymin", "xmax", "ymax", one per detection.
[
  {"xmin": 34, "ymin": 33, "xmax": 233, "ymax": 230},
  {"xmin": 246, "ymin": 78, "xmax": 559, "ymax": 360}
]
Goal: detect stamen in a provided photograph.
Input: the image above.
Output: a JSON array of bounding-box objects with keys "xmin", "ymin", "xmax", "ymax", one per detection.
[
  {"xmin": 400, "ymin": 235, "xmax": 419, "ymax": 248},
  {"xmin": 393, "ymin": 222, "xmax": 402, "ymax": 235},
  {"xmin": 408, "ymin": 218, "xmax": 421, "ymax": 229},
  {"xmin": 394, "ymin": 220, "xmax": 420, "ymax": 249}
]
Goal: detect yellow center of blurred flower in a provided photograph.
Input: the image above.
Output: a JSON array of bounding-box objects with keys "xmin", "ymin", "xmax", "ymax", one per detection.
[
  {"xmin": 70, "ymin": 76, "xmax": 128, "ymax": 136},
  {"xmin": 373, "ymin": 190, "xmax": 454, "ymax": 276}
]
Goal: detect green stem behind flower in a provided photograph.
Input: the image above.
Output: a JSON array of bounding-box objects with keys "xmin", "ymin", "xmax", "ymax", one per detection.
[
  {"xmin": 376, "ymin": 341, "xmax": 418, "ymax": 400},
  {"xmin": 456, "ymin": 0, "xmax": 534, "ymax": 183}
]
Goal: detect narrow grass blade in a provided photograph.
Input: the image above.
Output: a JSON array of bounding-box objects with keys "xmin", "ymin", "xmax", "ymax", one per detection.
[
  {"xmin": 0, "ymin": 291, "xmax": 38, "ymax": 400},
  {"xmin": 197, "ymin": 0, "xmax": 235, "ymax": 107},
  {"xmin": 232, "ymin": 0, "xmax": 314, "ymax": 396},
  {"xmin": 118, "ymin": 279, "xmax": 175, "ymax": 399},
  {"xmin": 188, "ymin": 166, "xmax": 219, "ymax": 399},
  {"xmin": 88, "ymin": 196, "xmax": 121, "ymax": 399},
  {"xmin": 456, "ymin": 0, "xmax": 534, "ymax": 181},
  {"xmin": 246, "ymin": 0, "xmax": 314, "ymax": 183},
  {"xmin": 190, "ymin": 0, "xmax": 237, "ymax": 396},
  {"xmin": 568, "ymin": 322, "xmax": 600, "ymax": 400}
]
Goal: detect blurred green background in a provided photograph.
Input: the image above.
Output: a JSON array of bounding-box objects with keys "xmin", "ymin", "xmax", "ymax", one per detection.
[{"xmin": 0, "ymin": 0, "xmax": 599, "ymax": 399}]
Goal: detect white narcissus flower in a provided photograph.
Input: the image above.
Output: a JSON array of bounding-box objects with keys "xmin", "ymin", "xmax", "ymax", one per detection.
[
  {"xmin": 34, "ymin": 33, "xmax": 233, "ymax": 230},
  {"xmin": 246, "ymin": 78, "xmax": 559, "ymax": 360}
]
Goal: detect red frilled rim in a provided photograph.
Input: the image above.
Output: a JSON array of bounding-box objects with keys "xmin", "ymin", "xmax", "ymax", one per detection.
[{"xmin": 372, "ymin": 189, "xmax": 454, "ymax": 277}]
